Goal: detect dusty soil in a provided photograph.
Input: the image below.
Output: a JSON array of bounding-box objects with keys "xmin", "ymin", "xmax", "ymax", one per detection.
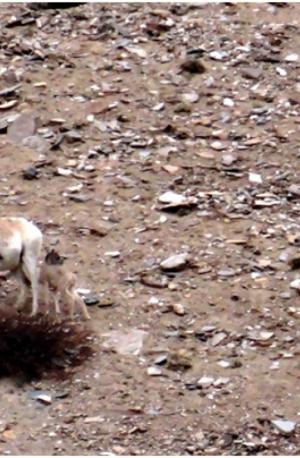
[{"xmin": 0, "ymin": 2, "xmax": 300, "ymax": 455}]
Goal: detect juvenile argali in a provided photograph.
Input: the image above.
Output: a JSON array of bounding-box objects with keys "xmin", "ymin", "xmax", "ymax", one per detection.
[
  {"xmin": 0, "ymin": 217, "xmax": 43, "ymax": 315},
  {"xmin": 39, "ymin": 250, "xmax": 91, "ymax": 320}
]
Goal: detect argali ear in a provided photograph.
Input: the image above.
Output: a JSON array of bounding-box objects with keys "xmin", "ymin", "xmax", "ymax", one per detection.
[{"xmin": 45, "ymin": 249, "xmax": 64, "ymax": 266}]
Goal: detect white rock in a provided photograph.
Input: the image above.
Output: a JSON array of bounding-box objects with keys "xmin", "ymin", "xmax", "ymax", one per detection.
[
  {"xmin": 223, "ymin": 97, "xmax": 234, "ymax": 107},
  {"xmin": 200, "ymin": 325, "xmax": 216, "ymax": 332},
  {"xmin": 104, "ymin": 200, "xmax": 114, "ymax": 206},
  {"xmin": 270, "ymin": 361, "xmax": 280, "ymax": 370},
  {"xmin": 182, "ymin": 92, "xmax": 199, "ymax": 103},
  {"xmin": 276, "ymin": 67, "xmax": 287, "ymax": 77},
  {"xmin": 148, "ymin": 297, "xmax": 160, "ymax": 306},
  {"xmin": 213, "ymin": 377, "xmax": 230, "ymax": 387},
  {"xmin": 160, "ymin": 253, "xmax": 189, "ymax": 270},
  {"xmin": 104, "ymin": 251, "xmax": 120, "ymax": 258},
  {"xmin": 158, "ymin": 191, "xmax": 186, "ymax": 205},
  {"xmin": 222, "ymin": 154, "xmax": 237, "ymax": 166},
  {"xmin": 165, "ymin": 18, "xmax": 174, "ymax": 27},
  {"xmin": 86, "ymin": 114, "xmax": 95, "ymax": 122},
  {"xmin": 127, "ymin": 47, "xmax": 147, "ymax": 58},
  {"xmin": 210, "ymin": 141, "xmax": 225, "ymax": 151},
  {"xmin": 248, "ymin": 330, "xmax": 274, "ymax": 341},
  {"xmin": 67, "ymin": 184, "xmax": 83, "ymax": 193},
  {"xmin": 31, "ymin": 392, "xmax": 52, "ymax": 405},
  {"xmin": 249, "ymin": 172, "xmax": 263, "ymax": 184},
  {"xmin": 147, "ymin": 366, "xmax": 162, "ymax": 376},
  {"xmin": 84, "ymin": 416, "xmax": 105, "ymax": 424},
  {"xmin": 290, "ymin": 279, "xmax": 300, "ymax": 290},
  {"xmin": 272, "ymin": 419, "xmax": 296, "ymax": 434},
  {"xmin": 57, "ymin": 167, "xmax": 73, "ymax": 177},
  {"xmin": 236, "ymin": 44, "xmax": 251, "ymax": 53},
  {"xmin": 197, "ymin": 376, "xmax": 214, "ymax": 387},
  {"xmin": 205, "ymin": 76, "xmax": 215, "ymax": 87},
  {"xmin": 172, "ymin": 303, "xmax": 186, "ymax": 316},
  {"xmin": 152, "ymin": 102, "xmax": 165, "ymax": 111},
  {"xmin": 159, "ymin": 215, "xmax": 168, "ymax": 224},
  {"xmin": 217, "ymin": 360, "xmax": 230, "ymax": 368},
  {"xmin": 210, "ymin": 332, "xmax": 227, "ymax": 346},
  {"xmin": 284, "ymin": 53, "xmax": 299, "ymax": 62},
  {"xmin": 209, "ymin": 50, "xmax": 228, "ymax": 61},
  {"xmin": 75, "ymin": 288, "xmax": 91, "ymax": 296}
]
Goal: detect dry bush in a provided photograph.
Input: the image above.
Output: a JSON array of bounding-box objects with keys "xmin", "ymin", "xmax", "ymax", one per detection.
[{"xmin": 0, "ymin": 308, "xmax": 95, "ymax": 381}]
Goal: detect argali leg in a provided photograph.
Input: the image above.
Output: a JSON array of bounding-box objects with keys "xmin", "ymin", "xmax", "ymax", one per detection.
[
  {"xmin": 21, "ymin": 234, "xmax": 43, "ymax": 316},
  {"xmin": 14, "ymin": 268, "xmax": 29, "ymax": 310}
]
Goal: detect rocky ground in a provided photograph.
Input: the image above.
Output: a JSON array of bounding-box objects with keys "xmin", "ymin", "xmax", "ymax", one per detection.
[{"xmin": 0, "ymin": 2, "xmax": 299, "ymax": 455}]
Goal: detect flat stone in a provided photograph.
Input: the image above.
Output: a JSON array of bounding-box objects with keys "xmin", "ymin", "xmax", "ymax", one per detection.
[
  {"xmin": 160, "ymin": 253, "xmax": 189, "ymax": 271},
  {"xmin": 7, "ymin": 112, "xmax": 37, "ymax": 144},
  {"xmin": 241, "ymin": 66, "xmax": 262, "ymax": 80},
  {"xmin": 272, "ymin": 419, "xmax": 296, "ymax": 434}
]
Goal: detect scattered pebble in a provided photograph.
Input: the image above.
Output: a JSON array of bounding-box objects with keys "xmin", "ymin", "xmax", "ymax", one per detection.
[
  {"xmin": 158, "ymin": 191, "xmax": 188, "ymax": 205},
  {"xmin": 210, "ymin": 332, "xmax": 227, "ymax": 346},
  {"xmin": 172, "ymin": 303, "xmax": 186, "ymax": 316},
  {"xmin": 154, "ymin": 355, "xmax": 168, "ymax": 365},
  {"xmin": 152, "ymin": 102, "xmax": 165, "ymax": 112},
  {"xmin": 248, "ymin": 172, "xmax": 263, "ymax": 184},
  {"xmin": 23, "ymin": 166, "xmax": 39, "ymax": 180},
  {"xmin": 223, "ymin": 97, "xmax": 234, "ymax": 107},
  {"xmin": 84, "ymin": 416, "xmax": 105, "ymax": 424},
  {"xmin": 147, "ymin": 366, "xmax": 162, "ymax": 376},
  {"xmin": 182, "ymin": 92, "xmax": 199, "ymax": 103},
  {"xmin": 197, "ymin": 376, "xmax": 214, "ymax": 387},
  {"xmin": 284, "ymin": 53, "xmax": 299, "ymax": 62},
  {"xmin": 28, "ymin": 390, "xmax": 52, "ymax": 405},
  {"xmin": 247, "ymin": 330, "xmax": 274, "ymax": 341},
  {"xmin": 213, "ymin": 377, "xmax": 230, "ymax": 387},
  {"xmin": 290, "ymin": 279, "xmax": 300, "ymax": 290},
  {"xmin": 104, "ymin": 251, "xmax": 121, "ymax": 258},
  {"xmin": 210, "ymin": 141, "xmax": 226, "ymax": 151},
  {"xmin": 158, "ymin": 191, "xmax": 198, "ymax": 211},
  {"xmin": 221, "ymin": 154, "xmax": 237, "ymax": 166},
  {"xmin": 160, "ymin": 253, "xmax": 189, "ymax": 271},
  {"xmin": 276, "ymin": 67, "xmax": 287, "ymax": 77},
  {"xmin": 271, "ymin": 419, "xmax": 296, "ymax": 434},
  {"xmin": 217, "ymin": 360, "xmax": 231, "ymax": 368},
  {"xmin": 241, "ymin": 66, "xmax": 262, "ymax": 80},
  {"xmin": 56, "ymin": 167, "xmax": 73, "ymax": 177},
  {"xmin": 81, "ymin": 293, "xmax": 100, "ymax": 306},
  {"xmin": 209, "ymin": 50, "xmax": 228, "ymax": 60}
]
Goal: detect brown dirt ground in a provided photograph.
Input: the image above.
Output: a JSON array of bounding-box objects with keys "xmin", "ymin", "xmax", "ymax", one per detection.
[{"xmin": 0, "ymin": 2, "xmax": 299, "ymax": 455}]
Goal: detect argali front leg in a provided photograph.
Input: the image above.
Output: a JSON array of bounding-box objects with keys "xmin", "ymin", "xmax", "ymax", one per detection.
[
  {"xmin": 77, "ymin": 294, "xmax": 91, "ymax": 320},
  {"xmin": 53, "ymin": 292, "xmax": 61, "ymax": 315},
  {"xmin": 66, "ymin": 289, "xmax": 91, "ymax": 320}
]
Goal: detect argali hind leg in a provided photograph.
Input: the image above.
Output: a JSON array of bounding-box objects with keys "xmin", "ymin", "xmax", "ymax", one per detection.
[
  {"xmin": 0, "ymin": 217, "xmax": 43, "ymax": 315},
  {"xmin": 14, "ymin": 268, "xmax": 29, "ymax": 311},
  {"xmin": 66, "ymin": 289, "xmax": 91, "ymax": 320},
  {"xmin": 21, "ymin": 234, "xmax": 43, "ymax": 316},
  {"xmin": 77, "ymin": 293, "xmax": 91, "ymax": 320}
]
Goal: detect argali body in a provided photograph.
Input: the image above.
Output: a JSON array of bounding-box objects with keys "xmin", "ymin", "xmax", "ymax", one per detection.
[{"xmin": 0, "ymin": 217, "xmax": 43, "ymax": 315}]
